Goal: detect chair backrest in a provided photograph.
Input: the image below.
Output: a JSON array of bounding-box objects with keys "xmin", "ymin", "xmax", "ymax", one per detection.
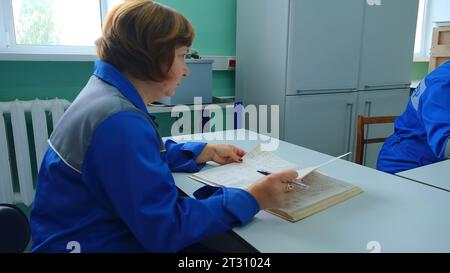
[
  {"xmin": 0, "ymin": 99, "xmax": 70, "ymax": 206},
  {"xmin": 429, "ymin": 26, "xmax": 450, "ymax": 72},
  {"xmin": 0, "ymin": 203, "xmax": 30, "ymax": 252},
  {"xmin": 355, "ymin": 115, "xmax": 397, "ymax": 165}
]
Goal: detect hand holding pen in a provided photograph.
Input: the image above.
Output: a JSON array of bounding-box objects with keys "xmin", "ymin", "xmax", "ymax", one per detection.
[
  {"xmin": 245, "ymin": 169, "xmax": 299, "ymax": 210},
  {"xmin": 257, "ymin": 170, "xmax": 310, "ymax": 190}
]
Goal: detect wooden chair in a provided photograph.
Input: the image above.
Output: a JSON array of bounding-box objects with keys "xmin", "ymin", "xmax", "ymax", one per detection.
[
  {"xmin": 355, "ymin": 115, "xmax": 397, "ymax": 165},
  {"xmin": 429, "ymin": 26, "xmax": 450, "ymax": 72}
]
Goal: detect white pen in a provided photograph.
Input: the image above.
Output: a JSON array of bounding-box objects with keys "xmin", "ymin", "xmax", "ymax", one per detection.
[{"xmin": 257, "ymin": 170, "xmax": 310, "ymax": 190}]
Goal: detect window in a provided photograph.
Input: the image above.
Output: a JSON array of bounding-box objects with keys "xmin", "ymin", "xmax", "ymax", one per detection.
[
  {"xmin": 414, "ymin": 0, "xmax": 426, "ymax": 56},
  {"xmin": 414, "ymin": 0, "xmax": 450, "ymax": 59},
  {"xmin": 0, "ymin": 0, "xmax": 123, "ymax": 60}
]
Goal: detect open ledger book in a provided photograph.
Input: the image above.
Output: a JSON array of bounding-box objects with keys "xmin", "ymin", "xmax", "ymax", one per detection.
[{"xmin": 190, "ymin": 145, "xmax": 362, "ymax": 222}]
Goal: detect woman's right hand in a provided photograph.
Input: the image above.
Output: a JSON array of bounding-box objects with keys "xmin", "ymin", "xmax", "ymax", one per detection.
[{"xmin": 245, "ymin": 170, "xmax": 299, "ymax": 210}]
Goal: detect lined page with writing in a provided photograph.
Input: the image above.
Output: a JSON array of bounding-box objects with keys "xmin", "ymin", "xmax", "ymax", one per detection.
[
  {"xmin": 279, "ymin": 171, "xmax": 355, "ymax": 214},
  {"xmin": 241, "ymin": 146, "xmax": 299, "ymax": 173},
  {"xmin": 191, "ymin": 145, "xmax": 298, "ymax": 188}
]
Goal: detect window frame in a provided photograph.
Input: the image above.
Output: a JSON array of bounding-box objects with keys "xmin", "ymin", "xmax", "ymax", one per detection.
[
  {"xmin": 0, "ymin": 0, "xmax": 114, "ymax": 61},
  {"xmin": 414, "ymin": 0, "xmax": 450, "ymax": 61},
  {"xmin": 414, "ymin": 0, "xmax": 429, "ymax": 59}
]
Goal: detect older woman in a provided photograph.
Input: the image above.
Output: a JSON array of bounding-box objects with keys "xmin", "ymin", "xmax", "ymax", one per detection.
[{"xmin": 30, "ymin": 0, "xmax": 297, "ymax": 252}]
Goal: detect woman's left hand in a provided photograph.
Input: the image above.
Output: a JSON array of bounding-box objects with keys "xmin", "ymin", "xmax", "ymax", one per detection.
[{"xmin": 196, "ymin": 144, "xmax": 246, "ymax": 165}]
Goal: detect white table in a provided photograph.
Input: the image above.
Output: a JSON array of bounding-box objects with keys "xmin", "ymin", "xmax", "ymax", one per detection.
[
  {"xmin": 169, "ymin": 130, "xmax": 450, "ymax": 252},
  {"xmin": 396, "ymin": 159, "xmax": 450, "ymax": 192}
]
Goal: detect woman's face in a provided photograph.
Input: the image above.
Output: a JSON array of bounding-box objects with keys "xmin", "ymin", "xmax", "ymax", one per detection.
[
  {"xmin": 162, "ymin": 46, "xmax": 190, "ymax": 98},
  {"xmin": 132, "ymin": 46, "xmax": 190, "ymax": 104}
]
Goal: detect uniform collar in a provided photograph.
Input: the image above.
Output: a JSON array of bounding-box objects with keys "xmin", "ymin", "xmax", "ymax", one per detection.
[{"xmin": 93, "ymin": 60, "xmax": 148, "ymax": 114}]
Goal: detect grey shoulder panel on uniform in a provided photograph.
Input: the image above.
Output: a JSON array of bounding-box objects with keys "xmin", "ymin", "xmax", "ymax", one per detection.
[
  {"xmin": 411, "ymin": 79, "xmax": 427, "ymax": 111},
  {"xmin": 49, "ymin": 76, "xmax": 160, "ymax": 173}
]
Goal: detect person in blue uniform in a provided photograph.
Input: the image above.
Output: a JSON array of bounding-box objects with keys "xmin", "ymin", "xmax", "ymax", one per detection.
[
  {"xmin": 30, "ymin": 0, "xmax": 298, "ymax": 252},
  {"xmin": 377, "ymin": 61, "xmax": 450, "ymax": 174}
]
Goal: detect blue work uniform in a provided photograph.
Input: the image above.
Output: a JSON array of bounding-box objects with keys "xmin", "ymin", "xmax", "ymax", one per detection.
[
  {"xmin": 377, "ymin": 61, "xmax": 450, "ymax": 173},
  {"xmin": 30, "ymin": 60, "xmax": 259, "ymax": 252}
]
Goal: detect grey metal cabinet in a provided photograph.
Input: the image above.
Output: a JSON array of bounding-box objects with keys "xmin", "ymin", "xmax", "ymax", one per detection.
[
  {"xmin": 358, "ymin": 0, "xmax": 419, "ymax": 90},
  {"xmin": 286, "ymin": 0, "xmax": 364, "ymax": 94},
  {"xmin": 236, "ymin": 0, "xmax": 418, "ymax": 168},
  {"xmin": 355, "ymin": 89, "xmax": 410, "ymax": 168},
  {"xmin": 285, "ymin": 92, "xmax": 357, "ymax": 158},
  {"xmin": 236, "ymin": 0, "xmax": 289, "ymax": 136},
  {"xmin": 284, "ymin": 89, "xmax": 410, "ymax": 164}
]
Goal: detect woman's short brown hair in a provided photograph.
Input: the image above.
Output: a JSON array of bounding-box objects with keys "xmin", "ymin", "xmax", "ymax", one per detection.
[{"xmin": 95, "ymin": 0, "xmax": 194, "ymax": 81}]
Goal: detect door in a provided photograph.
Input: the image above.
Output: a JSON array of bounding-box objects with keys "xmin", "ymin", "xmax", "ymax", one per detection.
[
  {"xmin": 286, "ymin": 0, "xmax": 364, "ymax": 94},
  {"xmin": 284, "ymin": 92, "xmax": 357, "ymax": 159},
  {"xmin": 358, "ymin": 0, "xmax": 419, "ymax": 90},
  {"xmin": 356, "ymin": 88, "xmax": 410, "ymax": 168}
]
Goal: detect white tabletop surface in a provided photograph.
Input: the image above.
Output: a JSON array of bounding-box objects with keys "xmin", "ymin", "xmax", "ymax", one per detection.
[
  {"xmin": 167, "ymin": 130, "xmax": 450, "ymax": 253},
  {"xmin": 396, "ymin": 159, "xmax": 450, "ymax": 192}
]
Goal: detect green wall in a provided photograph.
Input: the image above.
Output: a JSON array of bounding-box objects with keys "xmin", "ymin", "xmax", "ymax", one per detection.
[
  {"xmin": 411, "ymin": 61, "xmax": 429, "ymax": 80},
  {"xmin": 0, "ymin": 61, "xmax": 235, "ymax": 101},
  {"xmin": 0, "ymin": 61, "xmax": 93, "ymax": 101},
  {"xmin": 157, "ymin": 0, "xmax": 236, "ymax": 56}
]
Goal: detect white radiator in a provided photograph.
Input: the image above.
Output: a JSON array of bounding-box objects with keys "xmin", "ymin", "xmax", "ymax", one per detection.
[{"xmin": 0, "ymin": 99, "xmax": 70, "ymax": 206}]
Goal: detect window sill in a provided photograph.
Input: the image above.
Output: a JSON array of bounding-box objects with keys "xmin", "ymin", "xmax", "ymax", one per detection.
[
  {"xmin": 413, "ymin": 56, "xmax": 430, "ymax": 62},
  {"xmin": 0, "ymin": 53, "xmax": 237, "ymax": 71},
  {"xmin": 0, "ymin": 52, "xmax": 97, "ymax": 62}
]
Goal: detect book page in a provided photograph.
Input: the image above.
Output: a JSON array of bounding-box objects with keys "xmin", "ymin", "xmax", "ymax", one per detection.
[
  {"xmin": 192, "ymin": 163, "xmax": 262, "ymax": 188},
  {"xmin": 241, "ymin": 145, "xmax": 299, "ymax": 173},
  {"xmin": 191, "ymin": 145, "xmax": 299, "ymax": 188},
  {"xmin": 297, "ymin": 152, "xmax": 351, "ymax": 178},
  {"xmin": 279, "ymin": 171, "xmax": 355, "ymax": 214}
]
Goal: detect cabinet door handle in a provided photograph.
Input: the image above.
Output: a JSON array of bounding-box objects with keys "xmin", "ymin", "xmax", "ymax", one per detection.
[
  {"xmin": 296, "ymin": 88, "xmax": 356, "ymax": 93},
  {"xmin": 344, "ymin": 103, "xmax": 354, "ymax": 156},
  {"xmin": 363, "ymin": 101, "xmax": 372, "ymax": 164},
  {"xmin": 364, "ymin": 101, "xmax": 372, "ymax": 117},
  {"xmin": 364, "ymin": 83, "xmax": 409, "ymax": 89}
]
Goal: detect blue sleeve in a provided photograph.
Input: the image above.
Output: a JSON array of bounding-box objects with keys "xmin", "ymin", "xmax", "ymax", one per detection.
[
  {"xmin": 420, "ymin": 81, "xmax": 450, "ymax": 159},
  {"xmin": 82, "ymin": 111, "xmax": 259, "ymax": 252},
  {"xmin": 164, "ymin": 139, "xmax": 207, "ymax": 172}
]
